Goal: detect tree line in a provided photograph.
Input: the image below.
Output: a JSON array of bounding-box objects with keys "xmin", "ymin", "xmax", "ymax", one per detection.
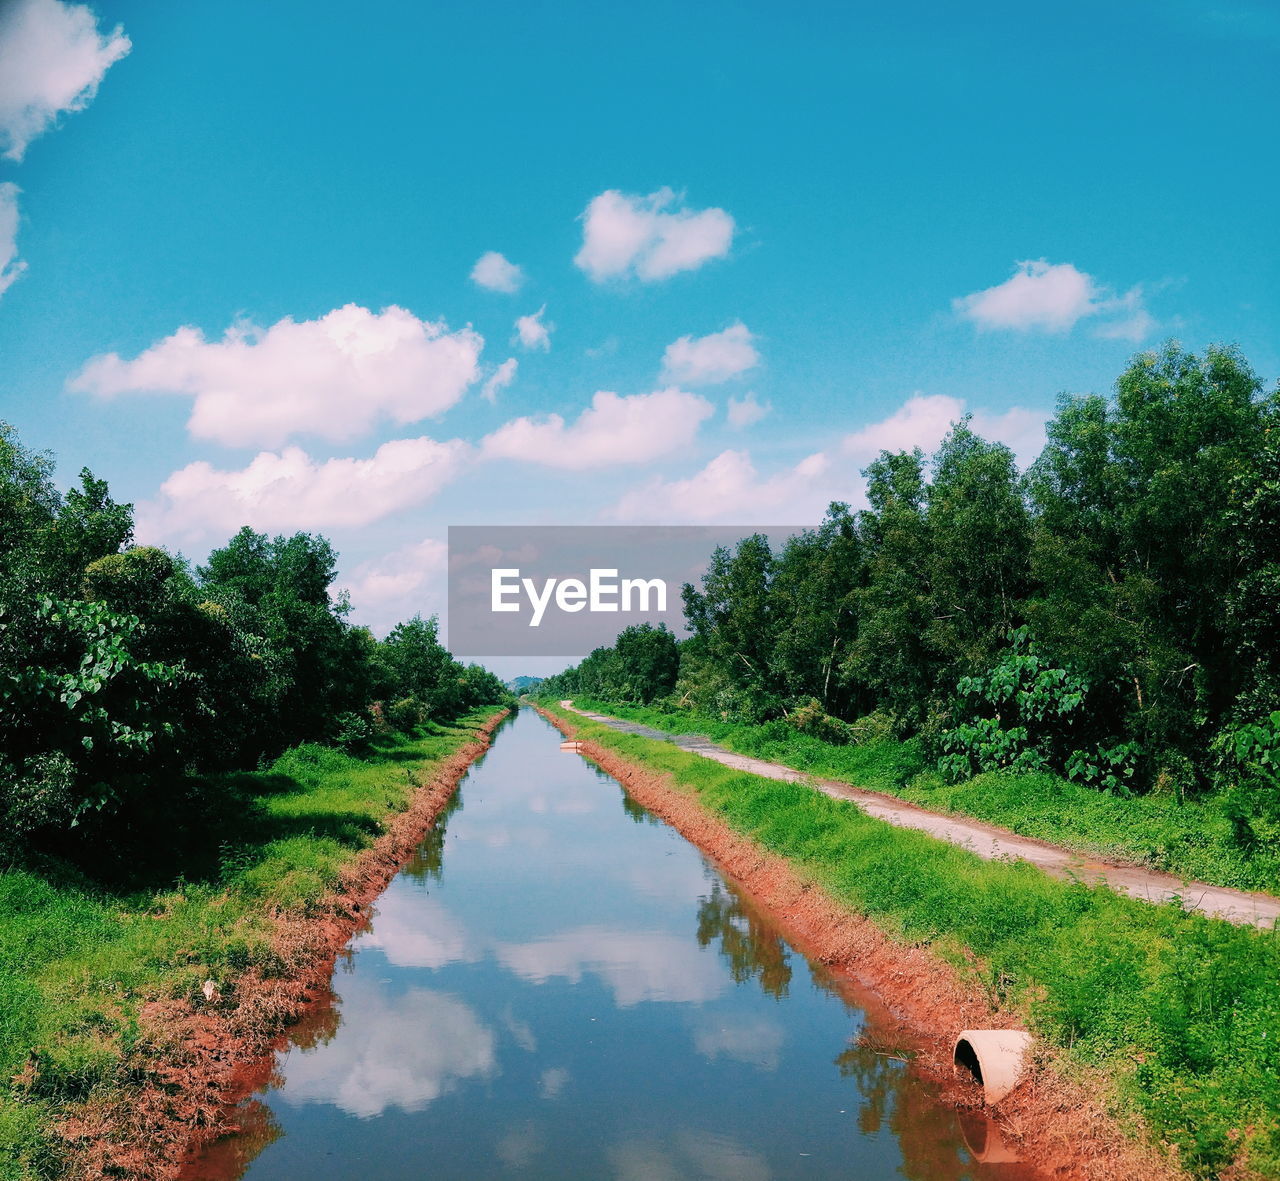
[
  {"xmin": 0, "ymin": 421, "xmax": 507, "ymax": 866},
  {"xmin": 541, "ymin": 344, "xmax": 1280, "ymax": 835}
]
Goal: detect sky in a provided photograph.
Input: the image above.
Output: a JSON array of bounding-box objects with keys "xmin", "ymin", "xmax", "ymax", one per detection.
[{"xmin": 0, "ymin": 0, "xmax": 1276, "ymax": 675}]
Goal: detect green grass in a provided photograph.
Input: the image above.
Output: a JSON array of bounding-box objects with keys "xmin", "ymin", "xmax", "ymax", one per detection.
[
  {"xmin": 0, "ymin": 708, "xmax": 503, "ymax": 1181},
  {"xmin": 548, "ymin": 700, "xmax": 1280, "ymax": 1179},
  {"xmin": 567, "ymin": 697, "xmax": 1280, "ymax": 894}
]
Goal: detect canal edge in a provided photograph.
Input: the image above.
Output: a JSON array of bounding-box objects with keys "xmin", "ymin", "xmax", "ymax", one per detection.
[
  {"xmin": 58, "ymin": 707, "xmax": 511, "ymax": 1181},
  {"xmin": 534, "ymin": 702, "xmax": 1181, "ymax": 1181}
]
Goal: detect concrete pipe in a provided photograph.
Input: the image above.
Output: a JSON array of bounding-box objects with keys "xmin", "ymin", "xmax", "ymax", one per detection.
[
  {"xmin": 958, "ymin": 1111, "xmax": 1022, "ymax": 1164},
  {"xmin": 559, "ymin": 740, "xmax": 585, "ymax": 753},
  {"xmin": 953, "ymin": 1029, "xmax": 1032, "ymax": 1105}
]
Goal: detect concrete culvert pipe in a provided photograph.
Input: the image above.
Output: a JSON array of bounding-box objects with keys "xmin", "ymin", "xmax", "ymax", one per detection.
[
  {"xmin": 953, "ymin": 1030, "xmax": 1033, "ymax": 1105},
  {"xmin": 559, "ymin": 740, "xmax": 585, "ymax": 753}
]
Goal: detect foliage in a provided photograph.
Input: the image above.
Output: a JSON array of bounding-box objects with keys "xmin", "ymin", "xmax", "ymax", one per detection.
[
  {"xmin": 550, "ymin": 703, "xmax": 1280, "ymax": 1178},
  {"xmin": 0, "ymin": 711, "xmax": 501, "ymax": 1178},
  {"xmin": 0, "ymin": 419, "xmax": 509, "ymax": 870},
  {"xmin": 1213, "ymin": 711, "xmax": 1280, "ymax": 854},
  {"xmin": 543, "ymin": 345, "xmax": 1280, "ymax": 834},
  {"xmin": 935, "ymin": 627, "xmax": 1139, "ymax": 792}
]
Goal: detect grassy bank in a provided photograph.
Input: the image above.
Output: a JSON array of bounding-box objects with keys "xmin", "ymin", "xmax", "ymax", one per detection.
[
  {"xmin": 566, "ymin": 698, "xmax": 1280, "ymax": 895},
  {"xmin": 547, "ymin": 701, "xmax": 1280, "ymax": 1179},
  {"xmin": 0, "ymin": 707, "xmax": 505, "ymax": 1181}
]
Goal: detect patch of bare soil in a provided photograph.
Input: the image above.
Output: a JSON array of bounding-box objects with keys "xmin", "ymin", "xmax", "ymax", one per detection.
[
  {"xmin": 538, "ymin": 706, "xmax": 1181, "ymax": 1181},
  {"xmin": 55, "ymin": 710, "xmax": 508, "ymax": 1181}
]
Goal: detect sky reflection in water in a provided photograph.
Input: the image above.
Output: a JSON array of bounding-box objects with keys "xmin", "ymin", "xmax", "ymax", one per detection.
[{"xmin": 189, "ymin": 709, "xmax": 1041, "ymax": 1181}]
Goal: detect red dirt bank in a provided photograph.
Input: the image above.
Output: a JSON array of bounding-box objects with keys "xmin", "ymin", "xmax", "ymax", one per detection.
[
  {"xmin": 539, "ymin": 705, "xmax": 1182, "ymax": 1181},
  {"xmin": 56, "ymin": 710, "xmax": 508, "ymax": 1181}
]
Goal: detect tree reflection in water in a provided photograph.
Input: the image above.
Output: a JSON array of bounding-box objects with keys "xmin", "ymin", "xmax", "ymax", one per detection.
[
  {"xmin": 695, "ymin": 880, "xmax": 792, "ymax": 998},
  {"xmin": 399, "ymin": 789, "xmax": 464, "ymax": 884}
]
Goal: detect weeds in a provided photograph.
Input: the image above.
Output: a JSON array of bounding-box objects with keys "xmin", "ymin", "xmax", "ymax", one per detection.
[
  {"xmin": 573, "ymin": 697, "xmax": 1280, "ymax": 893},
  {"xmin": 551, "ymin": 702, "xmax": 1280, "ymax": 1178},
  {"xmin": 0, "ymin": 709, "xmax": 497, "ymax": 1180}
]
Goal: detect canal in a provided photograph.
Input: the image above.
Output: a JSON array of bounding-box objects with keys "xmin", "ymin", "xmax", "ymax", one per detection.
[{"xmin": 187, "ymin": 707, "xmax": 1037, "ymax": 1180}]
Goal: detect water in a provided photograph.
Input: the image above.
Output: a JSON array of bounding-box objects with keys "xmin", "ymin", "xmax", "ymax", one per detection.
[{"xmin": 188, "ymin": 708, "xmax": 1039, "ymax": 1180}]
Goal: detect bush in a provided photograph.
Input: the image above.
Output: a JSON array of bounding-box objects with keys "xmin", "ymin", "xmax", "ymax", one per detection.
[
  {"xmin": 386, "ymin": 696, "xmax": 428, "ymax": 732},
  {"xmin": 786, "ymin": 698, "xmax": 853, "ymax": 745},
  {"xmin": 1213, "ymin": 710, "xmax": 1280, "ymax": 854}
]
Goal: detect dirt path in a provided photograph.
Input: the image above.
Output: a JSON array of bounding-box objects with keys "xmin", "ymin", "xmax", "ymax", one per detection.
[
  {"xmin": 562, "ymin": 702, "xmax": 1280, "ymax": 928},
  {"xmin": 541, "ymin": 705, "xmax": 1180, "ymax": 1181}
]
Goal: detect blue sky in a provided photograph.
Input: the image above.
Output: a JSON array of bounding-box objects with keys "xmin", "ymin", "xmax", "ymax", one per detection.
[{"xmin": 0, "ymin": 0, "xmax": 1276, "ymax": 669}]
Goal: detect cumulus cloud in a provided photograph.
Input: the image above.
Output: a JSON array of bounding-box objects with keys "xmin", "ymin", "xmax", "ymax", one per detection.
[
  {"xmin": 515, "ymin": 305, "xmax": 552, "ymax": 352},
  {"xmin": 137, "ymin": 436, "xmax": 469, "ymax": 544},
  {"xmin": 574, "ymin": 187, "xmax": 735, "ymax": 282},
  {"xmin": 281, "ymin": 985, "xmax": 495, "ymax": 1119},
  {"xmin": 842, "ymin": 393, "xmax": 1045, "ymax": 468},
  {"xmin": 481, "ymin": 388, "xmax": 713, "ymax": 470},
  {"xmin": 661, "ymin": 322, "xmax": 759, "ymax": 385},
  {"xmin": 693, "ymin": 1016, "xmax": 786, "ymax": 1071},
  {"xmin": 614, "ymin": 392, "xmax": 1049, "ymax": 526},
  {"xmin": 340, "ymin": 537, "xmax": 449, "ymax": 635},
  {"xmin": 726, "ymin": 392, "xmax": 769, "ymax": 429},
  {"xmin": 614, "ymin": 449, "xmax": 834, "ymax": 524},
  {"xmin": 357, "ymin": 892, "xmax": 476, "ymax": 970},
  {"xmin": 72, "ymin": 304, "xmax": 483, "ymax": 448},
  {"xmin": 481, "ymin": 357, "xmax": 518, "ymax": 402},
  {"xmin": 495, "ymin": 926, "xmax": 725, "ymax": 1007},
  {"xmin": 0, "ymin": 0, "xmax": 130, "ymax": 162},
  {"xmin": 0, "ymin": 184, "xmax": 25, "ymax": 298},
  {"xmin": 471, "ymin": 250, "xmax": 524, "ymax": 293},
  {"xmin": 953, "ymin": 259, "xmax": 1154, "ymax": 339}
]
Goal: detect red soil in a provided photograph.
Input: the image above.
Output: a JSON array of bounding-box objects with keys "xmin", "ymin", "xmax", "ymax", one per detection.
[
  {"xmin": 54, "ymin": 711, "xmax": 508, "ymax": 1181},
  {"xmin": 538, "ymin": 705, "xmax": 1182, "ymax": 1181}
]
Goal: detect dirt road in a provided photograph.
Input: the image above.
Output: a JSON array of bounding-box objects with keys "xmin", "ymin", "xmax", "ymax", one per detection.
[{"xmin": 562, "ymin": 702, "xmax": 1280, "ymax": 928}]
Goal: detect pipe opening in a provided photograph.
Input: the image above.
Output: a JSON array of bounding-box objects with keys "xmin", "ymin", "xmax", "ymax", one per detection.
[{"xmin": 954, "ymin": 1037, "xmax": 983, "ymax": 1086}]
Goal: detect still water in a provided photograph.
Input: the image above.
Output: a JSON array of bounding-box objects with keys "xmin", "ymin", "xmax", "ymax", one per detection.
[{"xmin": 189, "ymin": 708, "xmax": 1037, "ymax": 1180}]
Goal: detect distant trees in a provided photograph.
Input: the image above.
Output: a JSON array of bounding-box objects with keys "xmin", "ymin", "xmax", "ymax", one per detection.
[
  {"xmin": 542, "ymin": 344, "xmax": 1280, "ymax": 800},
  {"xmin": 0, "ymin": 422, "xmax": 508, "ymax": 862}
]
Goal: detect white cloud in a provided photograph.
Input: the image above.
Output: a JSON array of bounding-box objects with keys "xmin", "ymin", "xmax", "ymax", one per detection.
[
  {"xmin": 953, "ymin": 258, "xmax": 1153, "ymax": 339},
  {"xmin": 481, "ymin": 357, "xmax": 518, "ymax": 402},
  {"xmin": 693, "ymin": 1016, "xmax": 786, "ymax": 1071},
  {"xmin": 137, "ymin": 436, "xmax": 468, "ymax": 544},
  {"xmin": 481, "ymin": 388, "xmax": 713, "ymax": 470},
  {"xmin": 726, "ymin": 392, "xmax": 769, "ymax": 429},
  {"xmin": 0, "ymin": 184, "xmax": 26, "ymax": 299},
  {"xmin": 842, "ymin": 393, "xmax": 966, "ymax": 460},
  {"xmin": 661, "ymin": 322, "xmax": 759, "ymax": 385},
  {"xmin": 515, "ymin": 305, "xmax": 552, "ymax": 352},
  {"xmin": 614, "ymin": 392, "xmax": 1050, "ymax": 527},
  {"xmin": 341, "ymin": 538, "xmax": 449, "ymax": 636},
  {"xmin": 471, "ymin": 250, "xmax": 524, "ymax": 293},
  {"xmin": 0, "ymin": 0, "xmax": 130, "ymax": 162},
  {"xmin": 495, "ymin": 926, "xmax": 725, "ymax": 1007},
  {"xmin": 614, "ymin": 449, "xmax": 835, "ymax": 524},
  {"xmin": 357, "ymin": 892, "xmax": 476, "ymax": 970},
  {"xmin": 842, "ymin": 393, "xmax": 1045, "ymax": 469},
  {"xmin": 71, "ymin": 303, "xmax": 483, "ymax": 448},
  {"xmin": 281, "ymin": 985, "xmax": 495, "ymax": 1118},
  {"xmin": 538, "ymin": 1066, "xmax": 570, "ymax": 1099},
  {"xmin": 574, "ymin": 187, "xmax": 735, "ymax": 282}
]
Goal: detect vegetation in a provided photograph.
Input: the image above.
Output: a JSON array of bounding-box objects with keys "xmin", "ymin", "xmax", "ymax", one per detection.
[
  {"xmin": 545, "ymin": 701, "xmax": 1280, "ymax": 1179},
  {"xmin": 0, "ymin": 711, "xmax": 500, "ymax": 1178},
  {"xmin": 541, "ymin": 344, "xmax": 1280, "ymax": 874},
  {"xmin": 0, "ymin": 419, "xmax": 509, "ymax": 877},
  {"xmin": 0, "ymin": 420, "xmax": 511, "ymax": 1176}
]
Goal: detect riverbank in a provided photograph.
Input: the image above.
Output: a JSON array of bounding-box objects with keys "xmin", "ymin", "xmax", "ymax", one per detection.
[
  {"xmin": 0, "ymin": 707, "xmax": 508, "ymax": 1181},
  {"xmin": 565, "ymin": 698, "xmax": 1280, "ymax": 896},
  {"xmin": 539, "ymin": 701, "xmax": 1280, "ymax": 1180},
  {"xmin": 562, "ymin": 701, "xmax": 1279, "ymax": 927}
]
